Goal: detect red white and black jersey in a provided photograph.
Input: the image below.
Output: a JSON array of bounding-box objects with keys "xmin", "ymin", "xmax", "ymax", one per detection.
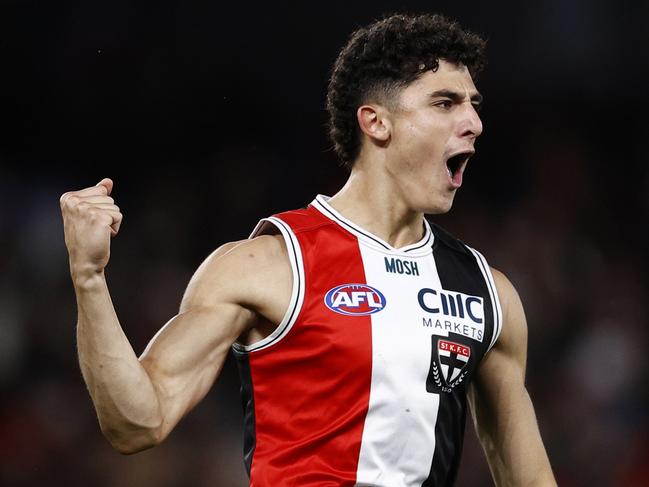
[{"xmin": 233, "ymin": 195, "xmax": 502, "ymax": 487}]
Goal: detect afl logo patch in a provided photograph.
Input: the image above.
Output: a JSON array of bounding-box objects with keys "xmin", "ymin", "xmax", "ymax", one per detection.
[{"xmin": 324, "ymin": 283, "xmax": 387, "ymax": 316}]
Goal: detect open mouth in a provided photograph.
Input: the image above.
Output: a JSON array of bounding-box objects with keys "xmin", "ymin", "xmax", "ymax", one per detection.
[
  {"xmin": 446, "ymin": 152, "xmax": 472, "ymax": 177},
  {"xmin": 445, "ymin": 151, "xmax": 474, "ymax": 187}
]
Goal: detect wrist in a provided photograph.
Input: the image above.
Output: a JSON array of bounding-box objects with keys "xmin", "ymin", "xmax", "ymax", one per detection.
[{"xmin": 70, "ymin": 264, "xmax": 106, "ymax": 291}]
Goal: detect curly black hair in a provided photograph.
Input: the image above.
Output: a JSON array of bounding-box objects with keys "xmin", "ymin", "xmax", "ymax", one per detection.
[{"xmin": 326, "ymin": 13, "xmax": 487, "ymax": 167}]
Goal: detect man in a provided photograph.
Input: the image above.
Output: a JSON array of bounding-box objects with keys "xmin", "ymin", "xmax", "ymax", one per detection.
[{"xmin": 60, "ymin": 13, "xmax": 556, "ymax": 487}]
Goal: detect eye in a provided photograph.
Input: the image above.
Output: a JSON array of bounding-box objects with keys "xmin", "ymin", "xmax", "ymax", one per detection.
[
  {"xmin": 472, "ymin": 102, "xmax": 482, "ymax": 112},
  {"xmin": 434, "ymin": 99, "xmax": 453, "ymax": 110}
]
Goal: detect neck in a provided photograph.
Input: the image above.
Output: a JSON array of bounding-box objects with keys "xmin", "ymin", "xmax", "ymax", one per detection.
[{"xmin": 327, "ymin": 160, "xmax": 425, "ymax": 249}]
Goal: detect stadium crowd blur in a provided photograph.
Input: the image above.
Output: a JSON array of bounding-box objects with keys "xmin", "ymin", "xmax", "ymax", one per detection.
[{"xmin": 1, "ymin": 1, "xmax": 648, "ymax": 486}]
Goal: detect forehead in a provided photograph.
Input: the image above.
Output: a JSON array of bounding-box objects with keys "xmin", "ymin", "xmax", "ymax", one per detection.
[{"xmin": 399, "ymin": 60, "xmax": 479, "ymax": 102}]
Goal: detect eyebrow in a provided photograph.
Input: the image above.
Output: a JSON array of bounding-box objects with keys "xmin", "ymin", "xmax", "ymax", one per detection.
[{"xmin": 429, "ymin": 89, "xmax": 483, "ymax": 105}]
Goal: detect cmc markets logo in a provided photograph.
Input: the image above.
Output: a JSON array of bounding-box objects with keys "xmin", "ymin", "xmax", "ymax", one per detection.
[
  {"xmin": 417, "ymin": 288, "xmax": 484, "ymax": 324},
  {"xmin": 324, "ymin": 284, "xmax": 387, "ymax": 316},
  {"xmin": 418, "ymin": 288, "xmax": 485, "ymax": 342}
]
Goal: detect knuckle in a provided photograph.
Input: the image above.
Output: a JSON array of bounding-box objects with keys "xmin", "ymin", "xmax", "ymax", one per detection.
[
  {"xmin": 66, "ymin": 193, "xmax": 78, "ymax": 204},
  {"xmin": 61, "ymin": 194, "xmax": 80, "ymax": 211}
]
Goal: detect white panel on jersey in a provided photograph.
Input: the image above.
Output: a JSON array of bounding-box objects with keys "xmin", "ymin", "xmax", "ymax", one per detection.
[{"xmin": 354, "ymin": 245, "xmax": 443, "ymax": 487}]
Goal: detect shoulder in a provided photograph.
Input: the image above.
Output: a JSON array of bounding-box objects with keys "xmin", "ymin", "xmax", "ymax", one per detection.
[
  {"xmin": 180, "ymin": 234, "xmax": 291, "ymax": 313},
  {"xmin": 490, "ymin": 267, "xmax": 527, "ymax": 362},
  {"xmin": 490, "ymin": 268, "xmax": 524, "ymax": 326}
]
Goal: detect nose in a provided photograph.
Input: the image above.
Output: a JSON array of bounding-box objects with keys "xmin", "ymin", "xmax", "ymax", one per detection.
[{"xmin": 459, "ymin": 103, "xmax": 483, "ymax": 139}]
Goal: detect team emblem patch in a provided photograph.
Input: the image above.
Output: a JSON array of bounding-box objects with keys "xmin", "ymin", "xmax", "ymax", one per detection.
[
  {"xmin": 438, "ymin": 339, "xmax": 470, "ymax": 383},
  {"xmin": 427, "ymin": 335, "xmax": 473, "ymax": 394},
  {"xmin": 324, "ymin": 283, "xmax": 387, "ymax": 316}
]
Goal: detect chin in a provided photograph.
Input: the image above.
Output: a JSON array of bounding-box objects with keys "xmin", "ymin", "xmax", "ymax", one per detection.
[
  {"xmin": 425, "ymin": 206, "xmax": 452, "ymax": 215},
  {"xmin": 422, "ymin": 195, "xmax": 455, "ymax": 215}
]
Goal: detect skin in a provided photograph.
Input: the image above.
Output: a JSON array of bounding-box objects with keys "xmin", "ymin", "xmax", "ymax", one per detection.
[
  {"xmin": 469, "ymin": 269, "xmax": 556, "ymax": 486},
  {"xmin": 61, "ymin": 179, "xmax": 290, "ymax": 452},
  {"xmin": 328, "ymin": 60, "xmax": 483, "ymax": 245},
  {"xmin": 61, "ymin": 59, "xmax": 555, "ymax": 485}
]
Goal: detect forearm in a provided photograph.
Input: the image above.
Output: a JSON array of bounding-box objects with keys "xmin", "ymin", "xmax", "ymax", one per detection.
[{"xmin": 74, "ymin": 271, "xmax": 162, "ymax": 453}]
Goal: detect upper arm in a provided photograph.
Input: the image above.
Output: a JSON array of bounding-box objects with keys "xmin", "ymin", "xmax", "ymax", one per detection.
[
  {"xmin": 484, "ymin": 268, "xmax": 528, "ymax": 381},
  {"xmin": 469, "ymin": 269, "xmax": 556, "ymax": 485},
  {"xmin": 138, "ymin": 234, "xmax": 291, "ymax": 440},
  {"xmin": 469, "ymin": 267, "xmax": 528, "ymax": 432}
]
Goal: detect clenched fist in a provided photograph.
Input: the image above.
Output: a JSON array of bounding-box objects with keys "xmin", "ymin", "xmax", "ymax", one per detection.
[{"xmin": 60, "ymin": 178, "xmax": 123, "ymax": 280}]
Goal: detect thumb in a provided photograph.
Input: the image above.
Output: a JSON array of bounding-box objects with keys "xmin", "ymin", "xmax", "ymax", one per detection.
[{"xmin": 96, "ymin": 178, "xmax": 114, "ymax": 196}]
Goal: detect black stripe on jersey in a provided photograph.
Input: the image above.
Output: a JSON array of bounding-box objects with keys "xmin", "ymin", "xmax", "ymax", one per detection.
[
  {"xmin": 404, "ymin": 226, "xmax": 433, "ymax": 253},
  {"xmin": 424, "ymin": 223, "xmax": 495, "ymax": 486},
  {"xmin": 234, "ymin": 351, "xmax": 256, "ymax": 476},
  {"xmin": 422, "ymin": 392, "xmax": 467, "ymax": 487}
]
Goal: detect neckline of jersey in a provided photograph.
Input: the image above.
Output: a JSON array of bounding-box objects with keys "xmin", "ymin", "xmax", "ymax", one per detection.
[{"xmin": 311, "ymin": 195, "xmax": 434, "ymax": 255}]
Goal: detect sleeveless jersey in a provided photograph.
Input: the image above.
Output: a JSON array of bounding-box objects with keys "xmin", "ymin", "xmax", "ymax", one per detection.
[{"xmin": 233, "ymin": 195, "xmax": 503, "ymax": 487}]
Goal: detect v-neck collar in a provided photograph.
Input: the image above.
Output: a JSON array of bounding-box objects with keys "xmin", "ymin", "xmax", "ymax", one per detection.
[{"xmin": 311, "ymin": 195, "xmax": 434, "ymax": 256}]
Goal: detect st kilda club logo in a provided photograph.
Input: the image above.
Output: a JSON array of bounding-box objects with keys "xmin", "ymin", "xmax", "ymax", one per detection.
[{"xmin": 426, "ymin": 335, "xmax": 473, "ymax": 394}]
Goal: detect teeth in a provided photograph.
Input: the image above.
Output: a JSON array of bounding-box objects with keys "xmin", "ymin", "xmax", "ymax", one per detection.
[{"xmin": 447, "ymin": 167, "xmax": 453, "ymax": 178}]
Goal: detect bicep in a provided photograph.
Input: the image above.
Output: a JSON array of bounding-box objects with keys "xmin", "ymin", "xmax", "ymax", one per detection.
[
  {"xmin": 137, "ymin": 240, "xmax": 256, "ymax": 439},
  {"xmin": 469, "ymin": 268, "xmax": 549, "ymax": 484},
  {"xmin": 470, "ymin": 267, "xmax": 528, "ymax": 419},
  {"xmin": 139, "ymin": 302, "xmax": 253, "ymax": 438},
  {"xmin": 475, "ymin": 267, "xmax": 527, "ymax": 390},
  {"xmin": 135, "ymin": 235, "xmax": 289, "ymax": 440}
]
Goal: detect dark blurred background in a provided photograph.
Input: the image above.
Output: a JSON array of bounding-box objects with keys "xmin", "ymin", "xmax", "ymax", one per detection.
[{"xmin": 1, "ymin": 0, "xmax": 648, "ymax": 485}]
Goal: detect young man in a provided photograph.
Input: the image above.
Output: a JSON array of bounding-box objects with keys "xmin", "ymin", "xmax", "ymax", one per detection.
[{"xmin": 60, "ymin": 14, "xmax": 556, "ymax": 487}]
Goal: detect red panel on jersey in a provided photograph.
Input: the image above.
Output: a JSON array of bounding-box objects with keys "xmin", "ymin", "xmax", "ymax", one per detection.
[{"xmin": 247, "ymin": 207, "xmax": 373, "ymax": 486}]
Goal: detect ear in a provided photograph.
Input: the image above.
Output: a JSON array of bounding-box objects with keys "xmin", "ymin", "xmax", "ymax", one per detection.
[{"xmin": 356, "ymin": 104, "xmax": 391, "ymax": 143}]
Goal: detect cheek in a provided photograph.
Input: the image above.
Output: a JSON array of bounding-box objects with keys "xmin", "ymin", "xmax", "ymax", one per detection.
[
  {"xmin": 401, "ymin": 117, "xmax": 447, "ymax": 152},
  {"xmin": 395, "ymin": 124, "xmax": 435, "ymax": 159},
  {"xmin": 405, "ymin": 131, "xmax": 447, "ymax": 173},
  {"xmin": 389, "ymin": 113, "xmax": 450, "ymax": 177}
]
